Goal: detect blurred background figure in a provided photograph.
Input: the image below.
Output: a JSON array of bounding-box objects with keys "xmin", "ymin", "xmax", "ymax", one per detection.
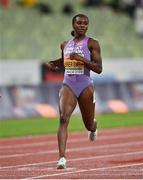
[
  {"xmin": 134, "ymin": 0, "xmax": 143, "ymax": 37},
  {"xmin": 61, "ymin": 3, "xmax": 74, "ymax": 15},
  {"xmin": 1, "ymin": 0, "xmax": 10, "ymax": 7},
  {"xmin": 82, "ymin": 0, "xmax": 103, "ymax": 7},
  {"xmin": 20, "ymin": 0, "xmax": 38, "ymax": 7},
  {"xmin": 120, "ymin": 0, "xmax": 136, "ymax": 18},
  {"xmin": 104, "ymin": 0, "xmax": 121, "ymax": 12}
]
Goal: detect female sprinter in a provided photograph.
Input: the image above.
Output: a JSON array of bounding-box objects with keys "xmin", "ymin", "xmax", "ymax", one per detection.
[{"xmin": 46, "ymin": 14, "xmax": 102, "ymax": 169}]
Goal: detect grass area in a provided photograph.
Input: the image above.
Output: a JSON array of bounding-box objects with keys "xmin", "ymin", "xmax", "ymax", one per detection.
[{"xmin": 0, "ymin": 111, "xmax": 143, "ymax": 138}]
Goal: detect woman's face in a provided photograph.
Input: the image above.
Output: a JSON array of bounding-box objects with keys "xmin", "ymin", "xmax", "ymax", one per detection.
[{"xmin": 73, "ymin": 16, "xmax": 89, "ymax": 36}]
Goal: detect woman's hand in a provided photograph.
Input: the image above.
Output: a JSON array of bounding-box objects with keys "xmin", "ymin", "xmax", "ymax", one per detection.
[
  {"xmin": 70, "ymin": 53, "xmax": 84, "ymax": 62},
  {"xmin": 45, "ymin": 62, "xmax": 59, "ymax": 71}
]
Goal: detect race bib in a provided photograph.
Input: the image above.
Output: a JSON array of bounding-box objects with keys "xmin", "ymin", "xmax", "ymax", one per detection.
[{"xmin": 64, "ymin": 59, "xmax": 84, "ymax": 75}]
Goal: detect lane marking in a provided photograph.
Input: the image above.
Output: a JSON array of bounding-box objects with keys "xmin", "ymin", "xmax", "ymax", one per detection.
[
  {"xmin": 1, "ymin": 131, "xmax": 143, "ymax": 150},
  {"xmin": 22, "ymin": 162, "xmax": 143, "ymax": 179},
  {"xmin": 0, "ymin": 140, "xmax": 143, "ymax": 159},
  {"xmin": 0, "ymin": 150, "xmax": 143, "ymax": 170}
]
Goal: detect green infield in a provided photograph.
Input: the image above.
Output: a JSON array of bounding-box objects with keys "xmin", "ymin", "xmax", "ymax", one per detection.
[{"xmin": 0, "ymin": 111, "xmax": 143, "ymax": 138}]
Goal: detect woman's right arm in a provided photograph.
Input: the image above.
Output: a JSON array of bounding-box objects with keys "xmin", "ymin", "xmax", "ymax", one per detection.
[
  {"xmin": 45, "ymin": 41, "xmax": 67, "ymax": 71},
  {"xmin": 45, "ymin": 58, "xmax": 63, "ymax": 70}
]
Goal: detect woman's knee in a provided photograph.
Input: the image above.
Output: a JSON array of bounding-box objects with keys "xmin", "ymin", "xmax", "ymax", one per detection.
[{"xmin": 59, "ymin": 113, "xmax": 70, "ymax": 125}]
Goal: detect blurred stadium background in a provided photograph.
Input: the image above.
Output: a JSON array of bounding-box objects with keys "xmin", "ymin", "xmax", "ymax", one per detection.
[{"xmin": 0, "ymin": 0, "xmax": 143, "ymax": 136}]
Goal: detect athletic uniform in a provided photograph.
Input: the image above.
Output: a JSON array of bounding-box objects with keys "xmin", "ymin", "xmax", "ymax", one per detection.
[{"xmin": 63, "ymin": 36, "xmax": 93, "ymax": 97}]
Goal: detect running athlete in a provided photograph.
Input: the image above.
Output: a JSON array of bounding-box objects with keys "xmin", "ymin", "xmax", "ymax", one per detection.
[{"xmin": 46, "ymin": 14, "xmax": 102, "ymax": 169}]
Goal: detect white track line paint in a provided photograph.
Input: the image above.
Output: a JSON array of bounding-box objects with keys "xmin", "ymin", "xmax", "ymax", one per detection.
[
  {"xmin": 0, "ymin": 140, "xmax": 143, "ymax": 159},
  {"xmin": 16, "ymin": 167, "xmax": 75, "ymax": 171},
  {"xmin": 1, "ymin": 131, "xmax": 143, "ymax": 149},
  {"xmin": 1, "ymin": 126, "xmax": 142, "ymax": 142},
  {"xmin": 0, "ymin": 150, "xmax": 143, "ymax": 170},
  {"xmin": 23, "ymin": 162, "xmax": 143, "ymax": 179}
]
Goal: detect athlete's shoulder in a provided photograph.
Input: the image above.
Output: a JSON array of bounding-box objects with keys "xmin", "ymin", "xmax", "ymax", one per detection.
[
  {"xmin": 60, "ymin": 39, "xmax": 72, "ymax": 50},
  {"xmin": 88, "ymin": 37, "xmax": 101, "ymax": 51},
  {"xmin": 60, "ymin": 41, "xmax": 67, "ymax": 50},
  {"xmin": 88, "ymin": 37, "xmax": 100, "ymax": 45}
]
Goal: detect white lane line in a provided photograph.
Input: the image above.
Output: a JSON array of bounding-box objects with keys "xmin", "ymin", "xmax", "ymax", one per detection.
[
  {"xmin": 16, "ymin": 167, "xmax": 75, "ymax": 171},
  {"xmin": 0, "ymin": 149, "xmax": 143, "ymax": 170},
  {"xmin": 22, "ymin": 162, "xmax": 143, "ymax": 179},
  {"xmin": 0, "ymin": 140, "xmax": 143, "ymax": 159},
  {"xmin": 1, "ymin": 131, "xmax": 143, "ymax": 150}
]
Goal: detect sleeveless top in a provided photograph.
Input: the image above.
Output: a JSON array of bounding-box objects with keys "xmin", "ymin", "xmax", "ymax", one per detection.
[{"xmin": 63, "ymin": 36, "xmax": 91, "ymax": 77}]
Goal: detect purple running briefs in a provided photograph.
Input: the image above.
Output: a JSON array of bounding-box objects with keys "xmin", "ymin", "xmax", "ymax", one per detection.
[{"xmin": 63, "ymin": 36, "xmax": 93, "ymax": 97}]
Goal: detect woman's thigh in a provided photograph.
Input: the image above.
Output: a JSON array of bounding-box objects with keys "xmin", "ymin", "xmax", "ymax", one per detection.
[
  {"xmin": 78, "ymin": 86, "xmax": 95, "ymax": 125},
  {"xmin": 59, "ymin": 85, "xmax": 77, "ymax": 119}
]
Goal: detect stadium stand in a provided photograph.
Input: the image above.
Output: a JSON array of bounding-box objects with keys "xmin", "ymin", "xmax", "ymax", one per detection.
[{"xmin": 0, "ymin": 0, "xmax": 143, "ymax": 60}]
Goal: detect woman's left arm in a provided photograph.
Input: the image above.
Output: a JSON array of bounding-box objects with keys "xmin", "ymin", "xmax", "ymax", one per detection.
[
  {"xmin": 70, "ymin": 38, "xmax": 102, "ymax": 74},
  {"xmin": 86, "ymin": 38, "xmax": 102, "ymax": 74}
]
